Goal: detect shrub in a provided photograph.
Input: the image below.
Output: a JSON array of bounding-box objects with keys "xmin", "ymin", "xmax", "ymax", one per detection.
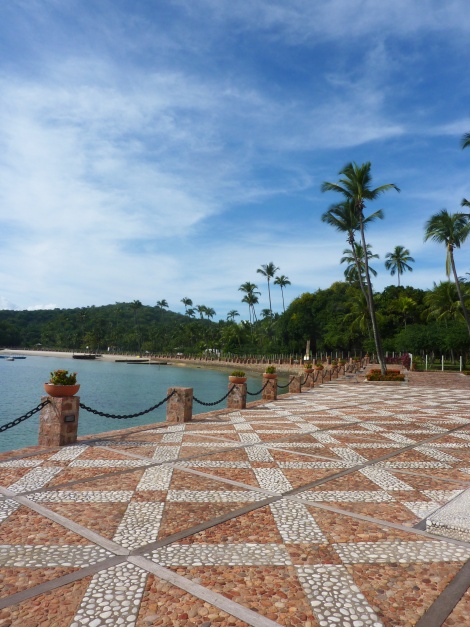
[
  {"xmin": 366, "ymin": 369, "xmax": 405, "ymax": 382},
  {"xmin": 49, "ymin": 369, "xmax": 77, "ymax": 385},
  {"xmin": 231, "ymin": 370, "xmax": 246, "ymax": 377},
  {"xmin": 265, "ymin": 365, "xmax": 276, "ymax": 374}
]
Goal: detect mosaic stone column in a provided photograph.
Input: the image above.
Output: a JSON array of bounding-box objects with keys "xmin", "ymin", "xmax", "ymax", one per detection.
[
  {"xmin": 38, "ymin": 395, "xmax": 80, "ymax": 447},
  {"xmin": 227, "ymin": 382, "xmax": 247, "ymax": 409},
  {"xmin": 262, "ymin": 375, "xmax": 277, "ymax": 401},
  {"xmin": 289, "ymin": 375, "xmax": 301, "ymax": 393},
  {"xmin": 166, "ymin": 387, "xmax": 193, "ymax": 423}
]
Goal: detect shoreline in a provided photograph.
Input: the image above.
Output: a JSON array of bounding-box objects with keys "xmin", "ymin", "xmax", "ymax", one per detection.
[{"xmin": 1, "ymin": 348, "xmax": 303, "ymax": 375}]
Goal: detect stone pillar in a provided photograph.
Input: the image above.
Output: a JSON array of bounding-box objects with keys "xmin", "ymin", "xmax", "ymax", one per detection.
[
  {"xmin": 289, "ymin": 375, "xmax": 301, "ymax": 393},
  {"xmin": 227, "ymin": 382, "xmax": 246, "ymax": 409},
  {"xmin": 166, "ymin": 387, "xmax": 193, "ymax": 423},
  {"xmin": 39, "ymin": 396, "xmax": 80, "ymax": 447},
  {"xmin": 262, "ymin": 375, "xmax": 277, "ymax": 401}
]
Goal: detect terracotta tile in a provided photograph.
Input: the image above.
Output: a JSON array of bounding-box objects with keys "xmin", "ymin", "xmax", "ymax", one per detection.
[
  {"xmin": 181, "ymin": 467, "xmax": 260, "ymax": 488},
  {"xmin": 169, "ymin": 469, "xmax": 253, "ymax": 492},
  {"xmin": 281, "ymin": 468, "xmax": 338, "ymax": 488},
  {"xmin": 329, "ymin": 501, "xmax": 420, "ymax": 526},
  {"xmin": 157, "ymin": 503, "xmax": 250, "ymax": 539},
  {"xmin": 0, "ymin": 467, "xmax": 35, "ymax": 486}
]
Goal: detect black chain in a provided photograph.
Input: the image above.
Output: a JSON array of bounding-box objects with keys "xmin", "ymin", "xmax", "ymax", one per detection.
[
  {"xmin": 246, "ymin": 380, "xmax": 270, "ymax": 396},
  {"xmin": 300, "ymin": 372, "xmax": 310, "ymax": 386},
  {"xmin": 277, "ymin": 376, "xmax": 296, "ymax": 389},
  {"xmin": 0, "ymin": 400, "xmax": 50, "ymax": 433},
  {"xmin": 79, "ymin": 390, "xmax": 176, "ymax": 419},
  {"xmin": 193, "ymin": 385, "xmax": 236, "ymax": 406}
]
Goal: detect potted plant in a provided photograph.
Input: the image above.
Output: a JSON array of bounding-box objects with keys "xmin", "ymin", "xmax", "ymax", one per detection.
[
  {"xmin": 303, "ymin": 362, "xmax": 313, "ymax": 373},
  {"xmin": 263, "ymin": 365, "xmax": 277, "ymax": 379},
  {"xmin": 229, "ymin": 370, "xmax": 247, "ymax": 384},
  {"xmin": 44, "ymin": 369, "xmax": 80, "ymax": 397},
  {"xmin": 314, "ymin": 361, "xmax": 324, "ymax": 370}
]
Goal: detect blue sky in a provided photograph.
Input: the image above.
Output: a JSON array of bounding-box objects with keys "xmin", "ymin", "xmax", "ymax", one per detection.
[{"xmin": 1, "ymin": 0, "xmax": 469, "ymax": 320}]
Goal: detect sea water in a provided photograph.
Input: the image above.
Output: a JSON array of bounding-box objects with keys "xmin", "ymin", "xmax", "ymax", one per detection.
[{"xmin": 0, "ymin": 356, "xmax": 285, "ymax": 453}]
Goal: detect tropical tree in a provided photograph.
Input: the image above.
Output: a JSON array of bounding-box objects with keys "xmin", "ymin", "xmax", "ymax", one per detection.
[
  {"xmin": 156, "ymin": 299, "xmax": 168, "ymax": 310},
  {"xmin": 274, "ymin": 275, "xmax": 291, "ymax": 313},
  {"xmin": 321, "ymin": 199, "xmax": 383, "ymax": 307},
  {"xmin": 424, "ymin": 282, "xmax": 464, "ymax": 324},
  {"xmin": 205, "ymin": 307, "xmax": 216, "ymax": 320},
  {"xmin": 321, "ymin": 162, "xmax": 400, "ymax": 374},
  {"xmin": 341, "ymin": 243, "xmax": 379, "ymax": 284},
  {"xmin": 257, "ymin": 262, "xmax": 279, "ymax": 315},
  {"xmin": 227, "ymin": 310, "xmax": 240, "ymax": 322},
  {"xmin": 384, "ymin": 246, "xmax": 415, "ymax": 286},
  {"xmin": 186, "ymin": 308, "xmax": 195, "ymax": 318},
  {"xmin": 424, "ymin": 209, "xmax": 470, "ymax": 337},
  {"xmin": 181, "ymin": 297, "xmax": 193, "ymax": 314},
  {"xmin": 195, "ymin": 304, "xmax": 207, "ymax": 319},
  {"xmin": 393, "ymin": 296, "xmax": 416, "ymax": 328},
  {"xmin": 130, "ymin": 300, "xmax": 143, "ymax": 352},
  {"xmin": 238, "ymin": 282, "xmax": 260, "ymax": 324}
]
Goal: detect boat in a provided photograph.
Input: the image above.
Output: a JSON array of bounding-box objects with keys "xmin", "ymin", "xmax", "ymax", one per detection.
[
  {"xmin": 73, "ymin": 354, "xmax": 99, "ymax": 360},
  {"xmin": 11, "ymin": 355, "xmax": 26, "ymax": 359},
  {"xmin": 6, "ymin": 357, "xmax": 15, "ymax": 361}
]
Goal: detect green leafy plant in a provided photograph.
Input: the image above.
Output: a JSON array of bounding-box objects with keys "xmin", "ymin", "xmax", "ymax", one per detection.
[
  {"xmin": 265, "ymin": 365, "xmax": 276, "ymax": 374},
  {"xmin": 366, "ymin": 369, "xmax": 405, "ymax": 382},
  {"xmin": 49, "ymin": 369, "xmax": 77, "ymax": 385},
  {"xmin": 231, "ymin": 370, "xmax": 246, "ymax": 377},
  {"xmin": 315, "ymin": 362, "xmax": 324, "ymax": 369},
  {"xmin": 304, "ymin": 363, "xmax": 313, "ymax": 369}
]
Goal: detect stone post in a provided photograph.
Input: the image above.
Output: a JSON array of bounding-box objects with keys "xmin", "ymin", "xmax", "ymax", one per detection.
[
  {"xmin": 227, "ymin": 382, "xmax": 246, "ymax": 410},
  {"xmin": 262, "ymin": 375, "xmax": 277, "ymax": 401},
  {"xmin": 39, "ymin": 396, "xmax": 80, "ymax": 447},
  {"xmin": 289, "ymin": 375, "xmax": 301, "ymax": 393},
  {"xmin": 166, "ymin": 387, "xmax": 193, "ymax": 423}
]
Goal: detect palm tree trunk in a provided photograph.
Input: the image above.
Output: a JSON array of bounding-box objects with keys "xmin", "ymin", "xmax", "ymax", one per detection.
[
  {"xmin": 349, "ymin": 232, "xmax": 370, "ymax": 308},
  {"xmin": 450, "ymin": 249, "xmax": 470, "ymax": 338},
  {"xmin": 281, "ymin": 288, "xmax": 285, "ymax": 313},
  {"xmin": 267, "ymin": 279, "xmax": 272, "ymax": 314},
  {"xmin": 359, "ymin": 217, "xmax": 386, "ymax": 374}
]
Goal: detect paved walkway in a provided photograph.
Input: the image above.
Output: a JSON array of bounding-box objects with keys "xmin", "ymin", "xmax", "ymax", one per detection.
[{"xmin": 0, "ymin": 374, "xmax": 470, "ymax": 626}]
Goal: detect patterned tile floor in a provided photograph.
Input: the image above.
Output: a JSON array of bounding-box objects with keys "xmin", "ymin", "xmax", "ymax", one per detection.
[{"xmin": 0, "ymin": 373, "xmax": 470, "ymax": 626}]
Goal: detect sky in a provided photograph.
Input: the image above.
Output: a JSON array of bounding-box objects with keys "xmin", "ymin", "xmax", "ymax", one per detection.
[{"xmin": 1, "ymin": 0, "xmax": 470, "ymax": 320}]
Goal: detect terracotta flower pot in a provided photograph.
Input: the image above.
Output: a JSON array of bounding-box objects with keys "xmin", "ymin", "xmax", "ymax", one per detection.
[
  {"xmin": 229, "ymin": 376, "xmax": 247, "ymax": 384},
  {"xmin": 263, "ymin": 373, "xmax": 277, "ymax": 379},
  {"xmin": 44, "ymin": 383, "xmax": 80, "ymax": 397},
  {"xmin": 303, "ymin": 368, "xmax": 314, "ymax": 374}
]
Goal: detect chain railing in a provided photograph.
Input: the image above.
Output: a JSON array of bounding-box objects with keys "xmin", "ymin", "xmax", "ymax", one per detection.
[
  {"xmin": 79, "ymin": 390, "xmax": 176, "ymax": 419},
  {"xmin": 0, "ymin": 400, "xmax": 50, "ymax": 433},
  {"xmin": 246, "ymin": 380, "xmax": 271, "ymax": 396},
  {"xmin": 277, "ymin": 376, "xmax": 296, "ymax": 389},
  {"xmin": 193, "ymin": 385, "xmax": 236, "ymax": 406}
]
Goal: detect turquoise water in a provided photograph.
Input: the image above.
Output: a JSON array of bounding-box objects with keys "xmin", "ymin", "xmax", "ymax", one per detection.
[{"xmin": 0, "ymin": 356, "xmax": 286, "ymax": 453}]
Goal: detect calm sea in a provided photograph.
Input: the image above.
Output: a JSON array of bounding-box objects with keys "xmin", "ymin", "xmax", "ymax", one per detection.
[{"xmin": 0, "ymin": 356, "xmax": 287, "ymax": 453}]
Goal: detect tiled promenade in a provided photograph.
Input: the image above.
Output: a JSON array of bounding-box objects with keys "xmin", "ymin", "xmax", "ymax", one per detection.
[{"xmin": 0, "ymin": 372, "xmax": 470, "ymax": 626}]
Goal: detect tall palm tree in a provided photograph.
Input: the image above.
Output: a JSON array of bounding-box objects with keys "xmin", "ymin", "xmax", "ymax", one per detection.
[
  {"xmin": 274, "ymin": 275, "xmax": 291, "ymax": 312},
  {"xmin": 181, "ymin": 297, "xmax": 193, "ymax": 314},
  {"xmin": 195, "ymin": 304, "xmax": 207, "ymax": 319},
  {"xmin": 205, "ymin": 307, "xmax": 216, "ymax": 320},
  {"xmin": 322, "ymin": 162, "xmax": 400, "ymax": 374},
  {"xmin": 156, "ymin": 299, "xmax": 168, "ymax": 310},
  {"xmin": 384, "ymin": 246, "xmax": 415, "ymax": 286},
  {"xmin": 238, "ymin": 282, "xmax": 260, "ymax": 324},
  {"xmin": 424, "ymin": 281, "xmax": 467, "ymax": 324},
  {"xmin": 393, "ymin": 296, "xmax": 416, "ymax": 328},
  {"xmin": 341, "ymin": 243, "xmax": 379, "ymax": 284},
  {"xmin": 227, "ymin": 310, "xmax": 239, "ymax": 322},
  {"xmin": 257, "ymin": 262, "xmax": 279, "ymax": 315},
  {"xmin": 321, "ymin": 200, "xmax": 383, "ymax": 307},
  {"xmin": 424, "ymin": 209, "xmax": 470, "ymax": 337}
]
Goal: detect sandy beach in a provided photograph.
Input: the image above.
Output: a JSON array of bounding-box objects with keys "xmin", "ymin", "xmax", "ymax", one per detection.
[{"xmin": 0, "ymin": 348, "xmax": 302, "ymax": 375}]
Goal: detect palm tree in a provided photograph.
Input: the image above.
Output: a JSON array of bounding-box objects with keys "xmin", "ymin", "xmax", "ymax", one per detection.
[
  {"xmin": 186, "ymin": 308, "xmax": 196, "ymax": 318},
  {"xmin": 181, "ymin": 297, "xmax": 193, "ymax": 314},
  {"xmin": 424, "ymin": 281, "xmax": 467, "ymax": 323},
  {"xmin": 274, "ymin": 275, "xmax": 291, "ymax": 313},
  {"xmin": 393, "ymin": 296, "xmax": 416, "ymax": 328},
  {"xmin": 238, "ymin": 282, "xmax": 260, "ymax": 324},
  {"xmin": 322, "ymin": 162, "xmax": 400, "ymax": 374},
  {"xmin": 424, "ymin": 209, "xmax": 470, "ymax": 337},
  {"xmin": 322, "ymin": 199, "xmax": 383, "ymax": 307},
  {"xmin": 156, "ymin": 299, "xmax": 168, "ymax": 310},
  {"xmin": 341, "ymin": 243, "xmax": 379, "ymax": 284},
  {"xmin": 227, "ymin": 310, "xmax": 239, "ymax": 322},
  {"xmin": 195, "ymin": 304, "xmax": 207, "ymax": 319},
  {"xmin": 257, "ymin": 262, "xmax": 279, "ymax": 315},
  {"xmin": 384, "ymin": 246, "xmax": 415, "ymax": 286},
  {"xmin": 205, "ymin": 307, "xmax": 216, "ymax": 320}
]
